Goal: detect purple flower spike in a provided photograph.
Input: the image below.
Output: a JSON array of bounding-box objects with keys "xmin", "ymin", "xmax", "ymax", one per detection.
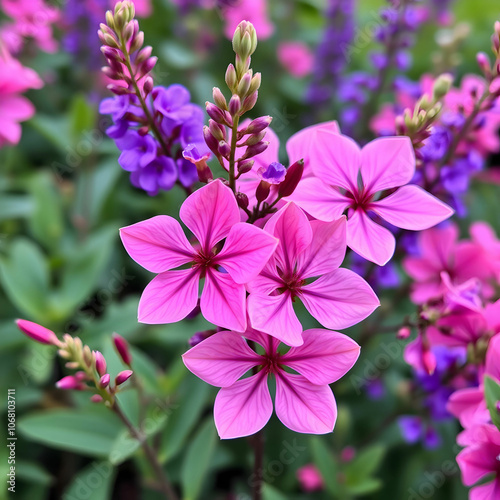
[{"xmin": 257, "ymin": 162, "xmax": 286, "ymax": 185}]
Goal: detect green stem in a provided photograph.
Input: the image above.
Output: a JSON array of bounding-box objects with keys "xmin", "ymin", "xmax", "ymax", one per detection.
[{"xmin": 112, "ymin": 403, "xmax": 178, "ymax": 500}]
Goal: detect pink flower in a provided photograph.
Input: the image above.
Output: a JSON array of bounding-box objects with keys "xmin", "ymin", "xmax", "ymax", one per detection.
[
  {"xmin": 120, "ymin": 179, "xmax": 278, "ymax": 331},
  {"xmin": 403, "ymin": 224, "xmax": 494, "ymax": 304},
  {"xmin": 0, "ymin": 48, "xmax": 43, "ymax": 148},
  {"xmin": 222, "ymin": 0, "xmax": 274, "ymax": 41},
  {"xmin": 247, "ymin": 203, "xmax": 379, "ymax": 346},
  {"xmin": 16, "ymin": 319, "xmax": 59, "ymax": 345},
  {"xmin": 277, "ymin": 42, "xmax": 314, "ymax": 78},
  {"xmin": 0, "ymin": 0, "xmax": 60, "ymax": 53},
  {"xmin": 182, "ymin": 328, "xmax": 360, "ymax": 438},
  {"xmin": 457, "ymin": 423, "xmax": 500, "ymax": 499},
  {"xmin": 297, "ymin": 464, "xmax": 324, "ymax": 492},
  {"xmin": 290, "ymin": 133, "xmax": 453, "ymax": 266},
  {"xmin": 447, "ymin": 334, "xmax": 500, "ymax": 429}
]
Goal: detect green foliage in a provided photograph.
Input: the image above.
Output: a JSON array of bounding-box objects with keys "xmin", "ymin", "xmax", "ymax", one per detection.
[{"xmin": 484, "ymin": 376, "xmax": 500, "ymax": 431}]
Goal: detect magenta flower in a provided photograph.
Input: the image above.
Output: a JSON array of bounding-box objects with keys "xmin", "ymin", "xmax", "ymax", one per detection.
[
  {"xmin": 182, "ymin": 328, "xmax": 360, "ymax": 439},
  {"xmin": 457, "ymin": 423, "xmax": 500, "ymax": 500},
  {"xmin": 247, "ymin": 202, "xmax": 379, "ymax": 346},
  {"xmin": 290, "ymin": 133, "xmax": 454, "ymax": 265},
  {"xmin": 120, "ymin": 179, "xmax": 278, "ymax": 331}
]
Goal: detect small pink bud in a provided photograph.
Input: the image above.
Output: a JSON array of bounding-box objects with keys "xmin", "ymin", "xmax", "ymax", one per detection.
[
  {"xmin": 99, "ymin": 374, "xmax": 110, "ymax": 388},
  {"xmin": 75, "ymin": 371, "xmax": 88, "ymax": 381},
  {"xmin": 422, "ymin": 350, "xmax": 437, "ymax": 375},
  {"xmin": 112, "ymin": 333, "xmax": 132, "ymax": 366},
  {"xmin": 245, "ymin": 116, "xmax": 272, "ymax": 134},
  {"xmin": 477, "ymin": 52, "xmax": 491, "ymax": 73},
  {"xmin": 237, "ymin": 158, "xmax": 254, "ymax": 175},
  {"xmin": 229, "ymin": 94, "xmax": 241, "ymax": 116},
  {"xmin": 16, "ymin": 319, "xmax": 59, "ymax": 346},
  {"xmin": 242, "ymin": 140, "xmax": 269, "ymax": 160},
  {"xmin": 397, "ymin": 327, "xmax": 411, "ymax": 340},
  {"xmin": 90, "ymin": 394, "xmax": 104, "ymax": 403},
  {"xmin": 236, "ymin": 191, "xmax": 249, "ymax": 210},
  {"xmin": 256, "ymin": 181, "xmax": 271, "ymax": 203},
  {"xmin": 56, "ymin": 376, "xmax": 85, "ymax": 390},
  {"xmin": 218, "ymin": 140, "xmax": 231, "ymax": 158},
  {"xmin": 143, "ymin": 76, "xmax": 154, "ymax": 95},
  {"xmin": 115, "ymin": 370, "xmax": 133, "ymax": 386},
  {"xmin": 278, "ymin": 159, "xmax": 304, "ymax": 198},
  {"xmin": 94, "ymin": 351, "xmax": 107, "ymax": 376},
  {"xmin": 340, "ymin": 446, "xmax": 356, "ymax": 463},
  {"xmin": 206, "ymin": 102, "xmax": 231, "ymax": 125}
]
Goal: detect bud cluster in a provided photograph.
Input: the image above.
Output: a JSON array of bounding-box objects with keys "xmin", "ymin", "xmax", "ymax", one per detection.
[
  {"xmin": 98, "ymin": 1, "xmax": 157, "ymax": 97},
  {"xmin": 16, "ymin": 319, "xmax": 133, "ymax": 406},
  {"xmin": 203, "ymin": 21, "xmax": 272, "ymax": 187},
  {"xmin": 396, "ymin": 73, "xmax": 453, "ymax": 160}
]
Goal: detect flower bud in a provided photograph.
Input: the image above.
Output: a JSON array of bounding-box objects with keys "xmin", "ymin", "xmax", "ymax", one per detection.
[
  {"xmin": 130, "ymin": 30, "xmax": 145, "ymax": 53},
  {"xmin": 99, "ymin": 374, "xmax": 111, "ymax": 388},
  {"xmin": 229, "ymin": 94, "xmax": 241, "ymax": 117},
  {"xmin": 249, "ymin": 73, "xmax": 261, "ymax": 94},
  {"xmin": 209, "ymin": 120, "xmax": 226, "ymax": 141},
  {"xmin": 241, "ymin": 141, "xmax": 269, "ymax": 160},
  {"xmin": 432, "ymin": 73, "xmax": 453, "ymax": 100},
  {"xmin": 422, "ymin": 349, "xmax": 436, "ymax": 376},
  {"xmin": 256, "ymin": 181, "xmax": 271, "ymax": 203},
  {"xmin": 56, "ymin": 376, "xmax": 85, "ymax": 390},
  {"xmin": 397, "ymin": 327, "xmax": 411, "ymax": 340},
  {"xmin": 90, "ymin": 394, "xmax": 104, "ymax": 403},
  {"xmin": 278, "ymin": 159, "xmax": 304, "ymax": 198},
  {"xmin": 212, "ymin": 87, "xmax": 228, "ymax": 110},
  {"xmin": 245, "ymin": 116, "xmax": 272, "ymax": 135},
  {"xmin": 115, "ymin": 370, "xmax": 133, "ymax": 385},
  {"xmin": 16, "ymin": 319, "xmax": 59, "ymax": 346},
  {"xmin": 241, "ymin": 130, "xmax": 266, "ymax": 146},
  {"xmin": 237, "ymin": 159, "xmax": 254, "ymax": 175},
  {"xmin": 237, "ymin": 72, "xmax": 252, "ymax": 97},
  {"xmin": 206, "ymin": 102, "xmax": 231, "ymax": 125},
  {"xmin": 232, "ymin": 21, "xmax": 258, "ymax": 61},
  {"xmin": 112, "ymin": 333, "xmax": 132, "ymax": 366},
  {"xmin": 135, "ymin": 46, "xmax": 153, "ymax": 65},
  {"xmin": 236, "ymin": 191, "xmax": 249, "ymax": 210},
  {"xmin": 188, "ymin": 330, "xmax": 216, "ymax": 347},
  {"xmin": 203, "ymin": 125, "xmax": 220, "ymax": 153},
  {"xmin": 143, "ymin": 76, "xmax": 154, "ymax": 95},
  {"xmin": 218, "ymin": 140, "xmax": 231, "ymax": 158},
  {"xmin": 94, "ymin": 351, "xmax": 107, "ymax": 376},
  {"xmin": 240, "ymin": 92, "xmax": 258, "ymax": 114},
  {"xmin": 340, "ymin": 446, "xmax": 356, "ymax": 463},
  {"xmin": 225, "ymin": 64, "xmax": 237, "ymax": 91},
  {"xmin": 477, "ymin": 52, "xmax": 492, "ymax": 79}
]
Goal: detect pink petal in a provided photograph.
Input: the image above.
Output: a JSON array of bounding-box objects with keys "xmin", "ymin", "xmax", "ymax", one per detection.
[
  {"xmin": 360, "ymin": 136, "xmax": 415, "ymax": 193},
  {"xmin": 286, "ymin": 120, "xmax": 340, "ymax": 177},
  {"xmin": 421, "ymin": 224, "xmax": 458, "ymax": 270},
  {"xmin": 246, "ymin": 264, "xmax": 283, "ymax": 295},
  {"xmin": 347, "ymin": 209, "xmax": 396, "ymax": 266},
  {"xmin": 120, "ymin": 216, "xmax": 195, "ymax": 273},
  {"xmin": 201, "ymin": 269, "xmax": 247, "ymax": 332},
  {"xmin": 247, "ymin": 291, "xmax": 304, "ymax": 346},
  {"xmin": 447, "ymin": 388, "xmax": 489, "ymax": 429},
  {"xmin": 179, "ymin": 179, "xmax": 239, "ymax": 253},
  {"xmin": 182, "ymin": 331, "xmax": 260, "ymax": 387},
  {"xmin": 470, "ymin": 481, "xmax": 500, "ymax": 500},
  {"xmin": 253, "ymin": 126, "xmax": 280, "ymax": 170},
  {"xmin": 215, "ymin": 222, "xmax": 278, "ymax": 284},
  {"xmin": 138, "ymin": 270, "xmax": 199, "ymax": 323},
  {"xmin": 282, "ymin": 329, "xmax": 360, "ymax": 385},
  {"xmin": 297, "ymin": 217, "xmax": 347, "ymax": 278},
  {"xmin": 300, "ymin": 268, "xmax": 379, "ymax": 330},
  {"xmin": 485, "ymin": 334, "xmax": 500, "ymax": 381},
  {"xmin": 264, "ymin": 203, "xmax": 312, "ymax": 273},
  {"xmin": 275, "ymin": 372, "xmax": 337, "ymax": 434},
  {"xmin": 457, "ymin": 445, "xmax": 498, "ymax": 486},
  {"xmin": 288, "ymin": 177, "xmax": 350, "ymax": 221},
  {"xmin": 243, "ymin": 328, "xmax": 280, "ymax": 354},
  {"xmin": 371, "ymin": 185, "xmax": 454, "ymax": 230},
  {"xmin": 309, "ymin": 131, "xmax": 360, "ymax": 193},
  {"xmin": 214, "ymin": 372, "xmax": 273, "ymax": 439}
]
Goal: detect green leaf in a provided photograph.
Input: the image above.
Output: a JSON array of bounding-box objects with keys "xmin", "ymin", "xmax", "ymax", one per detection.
[
  {"xmin": 310, "ymin": 436, "xmax": 339, "ymax": 496},
  {"xmin": 345, "ymin": 444, "xmax": 386, "ymax": 480},
  {"xmin": 262, "ymin": 483, "xmax": 290, "ymax": 500},
  {"xmin": 63, "ymin": 461, "xmax": 115, "ymax": 500},
  {"xmin": 28, "ymin": 173, "xmax": 64, "ymax": 251},
  {"xmin": 346, "ymin": 477, "xmax": 383, "ymax": 496},
  {"xmin": 56, "ymin": 225, "xmax": 117, "ymax": 315},
  {"xmin": 0, "ymin": 195, "xmax": 33, "ymax": 221},
  {"xmin": 180, "ymin": 417, "xmax": 217, "ymax": 500},
  {"xmin": 18, "ymin": 408, "xmax": 123, "ymax": 457},
  {"xmin": 16, "ymin": 461, "xmax": 53, "ymax": 487},
  {"xmin": 160, "ymin": 377, "xmax": 211, "ymax": 463},
  {"xmin": 70, "ymin": 94, "xmax": 97, "ymax": 142},
  {"xmin": 0, "ymin": 238, "xmax": 50, "ymax": 319},
  {"xmin": 484, "ymin": 376, "xmax": 500, "ymax": 431}
]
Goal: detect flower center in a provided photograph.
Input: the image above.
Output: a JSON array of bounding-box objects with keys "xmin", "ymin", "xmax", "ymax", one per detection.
[
  {"xmin": 276, "ymin": 268, "xmax": 306, "ymax": 299},
  {"xmin": 193, "ymin": 250, "xmax": 215, "ymax": 272},
  {"xmin": 262, "ymin": 351, "xmax": 282, "ymax": 375},
  {"xmin": 347, "ymin": 188, "xmax": 373, "ymax": 211}
]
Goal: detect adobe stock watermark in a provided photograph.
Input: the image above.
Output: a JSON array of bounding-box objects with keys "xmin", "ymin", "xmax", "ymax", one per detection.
[
  {"xmin": 349, "ymin": 339, "xmax": 404, "ymax": 394},
  {"xmin": 407, "ymin": 445, "xmax": 461, "ymax": 500}
]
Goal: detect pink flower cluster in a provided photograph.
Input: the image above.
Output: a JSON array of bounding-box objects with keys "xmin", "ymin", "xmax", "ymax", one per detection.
[
  {"xmin": 402, "ymin": 223, "xmax": 500, "ymax": 498},
  {"xmin": 120, "ymin": 114, "xmax": 455, "ymax": 438}
]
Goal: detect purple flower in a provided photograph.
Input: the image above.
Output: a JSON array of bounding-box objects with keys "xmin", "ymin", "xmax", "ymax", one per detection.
[
  {"xmin": 398, "ymin": 416, "xmax": 441, "ymax": 449},
  {"xmin": 130, "ymin": 156, "xmax": 177, "ymax": 196},
  {"xmin": 257, "ymin": 162, "xmax": 286, "ymax": 184},
  {"xmin": 117, "ymin": 131, "xmax": 158, "ymax": 172}
]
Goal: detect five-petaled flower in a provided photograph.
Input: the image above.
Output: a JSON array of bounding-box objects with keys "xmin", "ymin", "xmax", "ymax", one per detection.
[
  {"xmin": 120, "ymin": 179, "xmax": 278, "ymax": 331},
  {"xmin": 182, "ymin": 328, "xmax": 360, "ymax": 439},
  {"xmin": 247, "ymin": 202, "xmax": 379, "ymax": 346},
  {"xmin": 290, "ymin": 132, "xmax": 454, "ymax": 266}
]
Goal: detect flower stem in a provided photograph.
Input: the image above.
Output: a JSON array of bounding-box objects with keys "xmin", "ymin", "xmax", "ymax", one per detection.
[
  {"xmin": 251, "ymin": 429, "xmax": 264, "ymax": 500},
  {"xmin": 229, "ymin": 116, "xmax": 240, "ymax": 193},
  {"xmin": 112, "ymin": 402, "xmax": 178, "ymax": 500}
]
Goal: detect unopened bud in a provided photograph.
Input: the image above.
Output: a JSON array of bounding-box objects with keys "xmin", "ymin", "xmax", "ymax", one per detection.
[
  {"xmin": 278, "ymin": 159, "xmax": 304, "ymax": 198},
  {"xmin": 56, "ymin": 376, "xmax": 85, "ymax": 390},
  {"xmin": 240, "ymin": 92, "xmax": 258, "ymax": 114},
  {"xmin": 256, "ymin": 181, "xmax": 271, "ymax": 203},
  {"xmin": 225, "ymin": 64, "xmax": 237, "ymax": 91},
  {"xmin": 242, "ymin": 140, "xmax": 268, "ymax": 160},
  {"xmin": 245, "ymin": 116, "xmax": 272, "ymax": 135},
  {"xmin": 236, "ymin": 191, "xmax": 249, "ymax": 210},
  {"xmin": 206, "ymin": 102, "xmax": 231, "ymax": 125},
  {"xmin": 94, "ymin": 351, "xmax": 107, "ymax": 376},
  {"xmin": 397, "ymin": 327, "xmax": 411, "ymax": 340},
  {"xmin": 99, "ymin": 374, "xmax": 110, "ymax": 389},
  {"xmin": 237, "ymin": 72, "xmax": 252, "ymax": 97},
  {"xmin": 90, "ymin": 394, "xmax": 104, "ymax": 403},
  {"xmin": 422, "ymin": 349, "xmax": 436, "ymax": 375},
  {"xmin": 115, "ymin": 370, "xmax": 133, "ymax": 385},
  {"xmin": 249, "ymin": 73, "xmax": 261, "ymax": 94},
  {"xmin": 432, "ymin": 73, "xmax": 453, "ymax": 100},
  {"xmin": 218, "ymin": 140, "xmax": 231, "ymax": 158},
  {"xmin": 112, "ymin": 333, "xmax": 132, "ymax": 366},
  {"xmin": 237, "ymin": 159, "xmax": 254, "ymax": 175},
  {"xmin": 16, "ymin": 319, "xmax": 59, "ymax": 346},
  {"xmin": 232, "ymin": 21, "xmax": 258, "ymax": 60},
  {"xmin": 229, "ymin": 94, "xmax": 241, "ymax": 117},
  {"xmin": 213, "ymin": 87, "xmax": 228, "ymax": 110}
]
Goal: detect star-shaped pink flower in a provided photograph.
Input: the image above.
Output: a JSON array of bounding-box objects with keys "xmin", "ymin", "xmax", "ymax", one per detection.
[
  {"xmin": 120, "ymin": 179, "xmax": 278, "ymax": 331},
  {"xmin": 290, "ymin": 132, "xmax": 454, "ymax": 266},
  {"xmin": 182, "ymin": 327, "xmax": 360, "ymax": 439},
  {"xmin": 247, "ymin": 202, "xmax": 379, "ymax": 346}
]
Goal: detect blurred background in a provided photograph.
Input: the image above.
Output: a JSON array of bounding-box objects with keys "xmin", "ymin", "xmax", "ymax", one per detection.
[{"xmin": 1, "ymin": 0, "xmax": 499, "ymax": 499}]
